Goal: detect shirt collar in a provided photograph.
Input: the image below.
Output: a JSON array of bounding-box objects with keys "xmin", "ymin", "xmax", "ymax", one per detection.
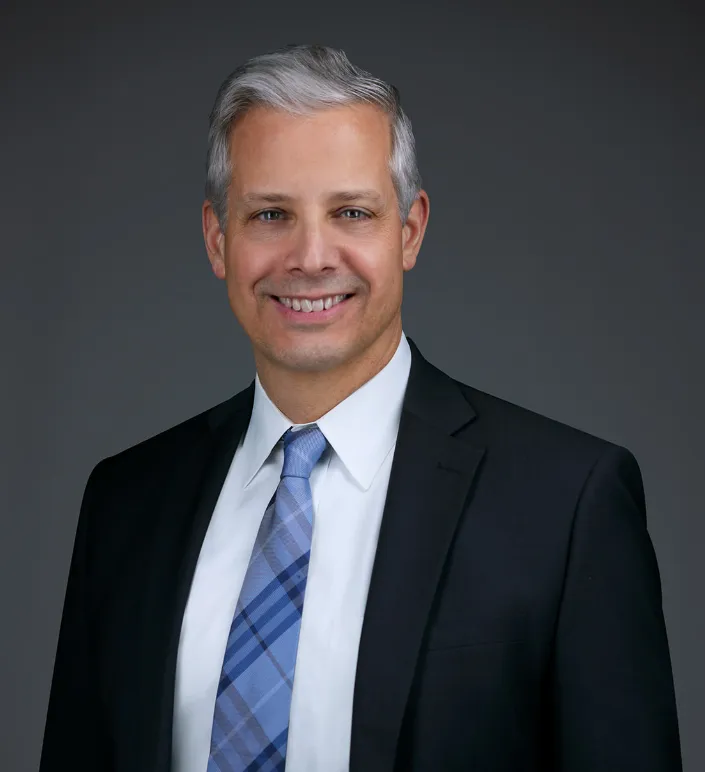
[{"xmin": 241, "ymin": 331, "xmax": 412, "ymax": 491}]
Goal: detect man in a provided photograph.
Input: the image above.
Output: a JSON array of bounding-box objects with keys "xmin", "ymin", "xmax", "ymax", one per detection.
[{"xmin": 40, "ymin": 44, "xmax": 681, "ymax": 771}]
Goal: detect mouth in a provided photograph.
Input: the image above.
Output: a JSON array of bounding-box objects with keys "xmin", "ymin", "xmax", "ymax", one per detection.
[{"xmin": 269, "ymin": 293, "xmax": 355, "ymax": 323}]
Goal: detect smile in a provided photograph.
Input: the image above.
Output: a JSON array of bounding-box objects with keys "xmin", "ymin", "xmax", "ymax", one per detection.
[
  {"xmin": 270, "ymin": 293, "xmax": 354, "ymax": 322},
  {"xmin": 276, "ymin": 294, "xmax": 352, "ymax": 312}
]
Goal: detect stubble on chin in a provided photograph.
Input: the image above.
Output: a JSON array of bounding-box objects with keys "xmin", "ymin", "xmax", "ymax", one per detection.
[{"xmin": 258, "ymin": 338, "xmax": 354, "ymax": 374}]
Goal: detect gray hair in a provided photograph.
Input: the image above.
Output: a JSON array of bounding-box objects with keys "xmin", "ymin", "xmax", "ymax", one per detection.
[{"xmin": 205, "ymin": 44, "xmax": 422, "ymax": 230}]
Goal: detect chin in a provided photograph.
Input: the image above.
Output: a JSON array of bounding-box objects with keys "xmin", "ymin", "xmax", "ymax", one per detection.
[{"xmin": 264, "ymin": 338, "xmax": 357, "ymax": 373}]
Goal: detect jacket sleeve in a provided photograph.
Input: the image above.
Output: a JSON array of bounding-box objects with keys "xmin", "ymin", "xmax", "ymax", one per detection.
[
  {"xmin": 39, "ymin": 460, "xmax": 114, "ymax": 771},
  {"xmin": 552, "ymin": 444, "xmax": 682, "ymax": 770}
]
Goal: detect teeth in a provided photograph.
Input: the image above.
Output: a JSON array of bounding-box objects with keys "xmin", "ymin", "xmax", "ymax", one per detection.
[{"xmin": 278, "ymin": 294, "xmax": 348, "ymax": 312}]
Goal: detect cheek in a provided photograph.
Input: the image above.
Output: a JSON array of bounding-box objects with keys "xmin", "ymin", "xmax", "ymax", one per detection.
[
  {"xmin": 356, "ymin": 246, "xmax": 403, "ymax": 295},
  {"xmin": 225, "ymin": 247, "xmax": 268, "ymax": 297}
]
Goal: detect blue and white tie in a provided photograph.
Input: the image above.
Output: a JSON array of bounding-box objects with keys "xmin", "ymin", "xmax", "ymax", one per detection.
[{"xmin": 207, "ymin": 424, "xmax": 327, "ymax": 771}]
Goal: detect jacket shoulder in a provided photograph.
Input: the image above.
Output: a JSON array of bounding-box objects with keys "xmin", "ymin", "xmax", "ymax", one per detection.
[
  {"xmin": 453, "ymin": 376, "xmax": 633, "ymax": 470},
  {"xmin": 88, "ymin": 388, "xmax": 244, "ymax": 485},
  {"xmin": 449, "ymin": 376, "xmax": 646, "ymax": 531}
]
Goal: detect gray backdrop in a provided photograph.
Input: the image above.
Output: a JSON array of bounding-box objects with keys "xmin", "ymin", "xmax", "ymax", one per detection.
[{"xmin": 2, "ymin": 1, "xmax": 703, "ymax": 770}]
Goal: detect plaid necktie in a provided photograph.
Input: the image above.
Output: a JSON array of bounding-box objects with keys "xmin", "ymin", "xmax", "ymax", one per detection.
[{"xmin": 207, "ymin": 424, "xmax": 327, "ymax": 772}]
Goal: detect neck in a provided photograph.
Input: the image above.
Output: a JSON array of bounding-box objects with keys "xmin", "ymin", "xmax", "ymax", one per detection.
[{"xmin": 255, "ymin": 321, "xmax": 403, "ymax": 424}]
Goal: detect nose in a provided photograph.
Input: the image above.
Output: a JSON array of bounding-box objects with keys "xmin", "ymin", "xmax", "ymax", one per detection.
[{"xmin": 283, "ymin": 215, "xmax": 338, "ymax": 276}]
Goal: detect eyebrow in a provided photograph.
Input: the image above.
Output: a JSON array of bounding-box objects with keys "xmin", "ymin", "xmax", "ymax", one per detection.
[{"xmin": 239, "ymin": 189, "xmax": 385, "ymax": 206}]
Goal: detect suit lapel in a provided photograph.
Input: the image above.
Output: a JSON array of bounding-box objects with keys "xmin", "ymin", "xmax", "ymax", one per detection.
[{"xmin": 350, "ymin": 339, "xmax": 486, "ymax": 772}]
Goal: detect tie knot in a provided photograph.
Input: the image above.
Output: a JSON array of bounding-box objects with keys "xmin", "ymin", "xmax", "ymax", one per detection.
[{"xmin": 281, "ymin": 424, "xmax": 327, "ymax": 480}]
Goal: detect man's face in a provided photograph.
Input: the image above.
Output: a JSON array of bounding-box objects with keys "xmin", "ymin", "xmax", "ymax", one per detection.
[{"xmin": 203, "ymin": 103, "xmax": 428, "ymax": 374}]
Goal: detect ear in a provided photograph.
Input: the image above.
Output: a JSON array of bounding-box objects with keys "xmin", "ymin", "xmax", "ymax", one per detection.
[
  {"xmin": 401, "ymin": 189, "xmax": 430, "ymax": 271},
  {"xmin": 203, "ymin": 200, "xmax": 226, "ymax": 280}
]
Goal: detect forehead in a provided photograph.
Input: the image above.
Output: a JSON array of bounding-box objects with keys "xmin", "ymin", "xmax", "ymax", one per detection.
[{"xmin": 228, "ymin": 103, "xmax": 393, "ymax": 193}]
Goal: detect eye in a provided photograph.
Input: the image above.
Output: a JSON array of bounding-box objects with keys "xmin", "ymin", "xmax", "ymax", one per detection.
[
  {"xmin": 338, "ymin": 208, "xmax": 370, "ymax": 220},
  {"xmin": 254, "ymin": 209, "xmax": 285, "ymax": 222}
]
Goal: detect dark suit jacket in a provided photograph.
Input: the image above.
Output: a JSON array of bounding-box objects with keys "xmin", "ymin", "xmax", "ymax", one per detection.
[{"xmin": 40, "ymin": 338, "xmax": 681, "ymax": 771}]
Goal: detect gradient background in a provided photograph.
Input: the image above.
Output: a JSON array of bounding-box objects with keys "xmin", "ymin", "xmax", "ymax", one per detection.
[{"xmin": 2, "ymin": 1, "xmax": 703, "ymax": 769}]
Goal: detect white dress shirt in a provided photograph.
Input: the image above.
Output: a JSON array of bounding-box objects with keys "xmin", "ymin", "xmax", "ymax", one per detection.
[{"xmin": 172, "ymin": 331, "xmax": 412, "ymax": 772}]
